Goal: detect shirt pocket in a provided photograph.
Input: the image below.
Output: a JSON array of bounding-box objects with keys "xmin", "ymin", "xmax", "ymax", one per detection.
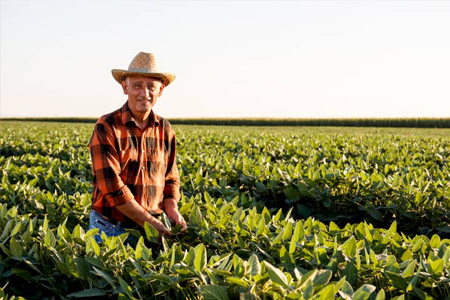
[{"xmin": 120, "ymin": 148, "xmax": 139, "ymax": 168}]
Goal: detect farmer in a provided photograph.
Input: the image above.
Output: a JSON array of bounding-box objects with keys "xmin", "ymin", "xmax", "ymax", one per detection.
[{"xmin": 88, "ymin": 51, "xmax": 186, "ymax": 243}]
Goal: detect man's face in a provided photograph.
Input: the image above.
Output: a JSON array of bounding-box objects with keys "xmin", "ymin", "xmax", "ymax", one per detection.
[{"xmin": 121, "ymin": 75, "xmax": 165, "ymax": 115}]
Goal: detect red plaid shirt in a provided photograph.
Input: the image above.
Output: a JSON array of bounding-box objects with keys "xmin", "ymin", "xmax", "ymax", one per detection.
[{"xmin": 89, "ymin": 101, "xmax": 180, "ymax": 224}]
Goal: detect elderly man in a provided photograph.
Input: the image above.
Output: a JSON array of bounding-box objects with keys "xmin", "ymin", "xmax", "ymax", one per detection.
[{"xmin": 88, "ymin": 52, "xmax": 186, "ymax": 242}]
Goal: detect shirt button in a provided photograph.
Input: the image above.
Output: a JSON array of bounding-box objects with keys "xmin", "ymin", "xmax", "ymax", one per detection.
[{"xmin": 142, "ymin": 166, "xmax": 145, "ymax": 170}]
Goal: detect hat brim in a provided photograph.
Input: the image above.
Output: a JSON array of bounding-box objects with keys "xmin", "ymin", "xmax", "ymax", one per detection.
[{"xmin": 111, "ymin": 69, "xmax": 176, "ymax": 86}]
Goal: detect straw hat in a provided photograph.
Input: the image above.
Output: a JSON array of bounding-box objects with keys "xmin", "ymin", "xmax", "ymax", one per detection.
[{"xmin": 111, "ymin": 52, "xmax": 176, "ymax": 86}]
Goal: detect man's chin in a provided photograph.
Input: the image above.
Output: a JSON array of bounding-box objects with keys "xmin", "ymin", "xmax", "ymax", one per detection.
[{"xmin": 137, "ymin": 105, "xmax": 152, "ymax": 112}]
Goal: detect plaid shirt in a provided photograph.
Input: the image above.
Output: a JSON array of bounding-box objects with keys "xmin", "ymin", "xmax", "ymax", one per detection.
[{"xmin": 89, "ymin": 101, "xmax": 180, "ymax": 225}]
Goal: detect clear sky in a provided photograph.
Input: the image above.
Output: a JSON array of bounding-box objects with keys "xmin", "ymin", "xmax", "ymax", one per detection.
[{"xmin": 1, "ymin": 0, "xmax": 449, "ymax": 119}]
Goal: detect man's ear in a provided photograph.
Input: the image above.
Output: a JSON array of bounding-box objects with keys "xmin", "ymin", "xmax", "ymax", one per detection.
[
  {"xmin": 158, "ymin": 83, "xmax": 165, "ymax": 97},
  {"xmin": 121, "ymin": 80, "xmax": 129, "ymax": 95}
]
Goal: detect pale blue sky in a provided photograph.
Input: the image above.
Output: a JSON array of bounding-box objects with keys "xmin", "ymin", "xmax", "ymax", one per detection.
[{"xmin": 1, "ymin": 0, "xmax": 449, "ymax": 118}]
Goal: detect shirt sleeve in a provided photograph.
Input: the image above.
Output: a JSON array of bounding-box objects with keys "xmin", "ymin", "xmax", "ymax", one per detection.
[
  {"xmin": 163, "ymin": 132, "xmax": 181, "ymax": 202},
  {"xmin": 89, "ymin": 120, "xmax": 134, "ymax": 206}
]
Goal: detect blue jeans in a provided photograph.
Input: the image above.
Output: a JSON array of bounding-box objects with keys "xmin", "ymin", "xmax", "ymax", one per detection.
[{"xmin": 88, "ymin": 210, "xmax": 138, "ymax": 246}]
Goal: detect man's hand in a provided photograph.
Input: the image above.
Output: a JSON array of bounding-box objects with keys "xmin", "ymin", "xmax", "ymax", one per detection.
[
  {"xmin": 146, "ymin": 215, "xmax": 171, "ymax": 237},
  {"xmin": 116, "ymin": 200, "xmax": 171, "ymax": 236},
  {"xmin": 164, "ymin": 199, "xmax": 187, "ymax": 230}
]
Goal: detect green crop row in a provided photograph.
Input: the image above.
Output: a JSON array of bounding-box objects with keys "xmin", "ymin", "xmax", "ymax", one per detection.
[
  {"xmin": 1, "ymin": 121, "xmax": 450, "ymax": 299},
  {"xmin": 175, "ymin": 127, "xmax": 450, "ymax": 235},
  {"xmin": 1, "ymin": 194, "xmax": 449, "ymax": 300}
]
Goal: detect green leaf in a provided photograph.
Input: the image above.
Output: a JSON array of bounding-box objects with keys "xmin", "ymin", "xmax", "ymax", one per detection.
[
  {"xmin": 118, "ymin": 276, "xmax": 133, "ymax": 298},
  {"xmin": 24, "ymin": 259, "xmax": 43, "ymax": 275},
  {"xmin": 204, "ymin": 191, "xmax": 212, "ymax": 204},
  {"xmin": 261, "ymin": 207, "xmax": 271, "ymax": 223},
  {"xmin": 12, "ymin": 268, "xmax": 31, "ymax": 281},
  {"xmin": 264, "ymin": 261, "xmax": 288, "ymax": 287},
  {"xmin": 293, "ymin": 221, "xmax": 304, "ymax": 241},
  {"xmin": 405, "ymin": 274, "xmax": 419, "ymax": 292},
  {"xmin": 414, "ymin": 192, "xmax": 422, "ymax": 205},
  {"xmin": 43, "ymin": 214, "xmax": 49, "ymax": 231},
  {"xmin": 329, "ymin": 221, "xmax": 340, "ymax": 233},
  {"xmin": 0, "ymin": 219, "xmax": 13, "ymax": 241},
  {"xmin": 284, "ymin": 187, "xmax": 300, "ymax": 200},
  {"xmin": 72, "ymin": 224, "xmax": 85, "ymax": 240},
  {"xmin": 353, "ymin": 284, "xmax": 376, "ymax": 300},
  {"xmin": 248, "ymin": 254, "xmax": 261, "ymax": 277},
  {"xmin": 333, "ymin": 276, "xmax": 347, "ymax": 293},
  {"xmin": 426, "ymin": 259, "xmax": 444, "ymax": 275},
  {"xmin": 273, "ymin": 209, "xmax": 283, "ymax": 222},
  {"xmin": 85, "ymin": 257, "xmax": 104, "ymax": 269},
  {"xmin": 44, "ymin": 229, "xmax": 56, "ymax": 248},
  {"xmin": 313, "ymin": 270, "xmax": 332, "ymax": 287},
  {"xmin": 392, "ymin": 174, "xmax": 400, "ymax": 187},
  {"xmin": 303, "ymin": 280, "xmax": 314, "ymax": 299},
  {"xmin": 285, "ymin": 207, "xmax": 294, "ymax": 221},
  {"xmin": 272, "ymin": 230, "xmax": 284, "ymax": 245},
  {"xmin": 401, "ymin": 260, "xmax": 416, "ymax": 278},
  {"xmin": 312, "ymin": 285, "xmax": 335, "ymax": 300},
  {"xmin": 340, "ymin": 280, "xmax": 354, "ymax": 296},
  {"xmin": 429, "ymin": 234, "xmax": 441, "ymax": 248},
  {"xmin": 280, "ymin": 245, "xmax": 294, "ymax": 272},
  {"xmin": 190, "ymin": 205, "xmax": 203, "ymax": 227},
  {"xmin": 10, "ymin": 221, "xmax": 22, "ymax": 237},
  {"xmin": 92, "ymin": 266, "xmax": 116, "ymax": 289},
  {"xmin": 194, "ymin": 243, "xmax": 207, "ymax": 272},
  {"xmin": 144, "ymin": 222, "xmax": 159, "ymax": 243},
  {"xmin": 411, "ymin": 238, "xmax": 423, "ymax": 253},
  {"xmin": 10, "ymin": 238, "xmax": 23, "ymax": 258},
  {"xmin": 375, "ymin": 289, "xmax": 385, "ymax": 300},
  {"xmin": 225, "ymin": 276, "xmax": 249, "ymax": 288},
  {"xmin": 281, "ymin": 221, "xmax": 293, "ymax": 240},
  {"xmin": 341, "ymin": 236, "xmax": 356, "ymax": 258},
  {"xmin": 413, "ymin": 287, "xmax": 434, "ymax": 300},
  {"xmin": 386, "ymin": 271, "xmax": 407, "ymax": 290},
  {"xmin": 400, "ymin": 249, "xmax": 412, "ymax": 262},
  {"xmin": 147, "ymin": 273, "xmax": 172, "ymax": 284},
  {"xmin": 256, "ymin": 218, "xmax": 265, "ymax": 235},
  {"xmin": 67, "ymin": 288, "xmax": 106, "ymax": 298},
  {"xmin": 58, "ymin": 224, "xmax": 73, "ymax": 244},
  {"xmin": 233, "ymin": 254, "xmax": 245, "ymax": 278},
  {"xmin": 342, "ymin": 261, "xmax": 357, "ymax": 285},
  {"xmin": 199, "ymin": 285, "xmax": 229, "ymax": 300},
  {"xmin": 387, "ymin": 221, "xmax": 397, "ymax": 238},
  {"xmin": 366, "ymin": 207, "xmax": 382, "ymax": 221},
  {"xmin": 86, "ymin": 236, "xmax": 100, "ymax": 256},
  {"xmin": 299, "ymin": 269, "xmax": 317, "ymax": 288},
  {"xmin": 289, "ymin": 234, "xmax": 297, "ymax": 254},
  {"xmin": 162, "ymin": 213, "xmax": 172, "ymax": 231},
  {"xmin": 134, "ymin": 237, "xmax": 145, "ymax": 260},
  {"xmin": 74, "ymin": 257, "xmax": 90, "ymax": 279},
  {"xmin": 232, "ymin": 207, "xmax": 243, "ymax": 222}
]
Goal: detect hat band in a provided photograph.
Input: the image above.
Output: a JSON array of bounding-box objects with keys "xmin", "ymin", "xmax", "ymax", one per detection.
[{"xmin": 128, "ymin": 67, "xmax": 160, "ymax": 73}]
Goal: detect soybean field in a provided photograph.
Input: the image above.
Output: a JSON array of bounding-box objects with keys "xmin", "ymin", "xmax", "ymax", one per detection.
[{"xmin": 1, "ymin": 121, "xmax": 450, "ymax": 300}]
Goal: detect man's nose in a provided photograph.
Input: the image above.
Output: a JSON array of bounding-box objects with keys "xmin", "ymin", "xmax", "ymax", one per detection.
[{"xmin": 140, "ymin": 87, "xmax": 150, "ymax": 98}]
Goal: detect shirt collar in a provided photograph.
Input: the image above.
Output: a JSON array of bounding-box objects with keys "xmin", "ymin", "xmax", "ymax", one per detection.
[{"xmin": 121, "ymin": 101, "xmax": 160, "ymax": 128}]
